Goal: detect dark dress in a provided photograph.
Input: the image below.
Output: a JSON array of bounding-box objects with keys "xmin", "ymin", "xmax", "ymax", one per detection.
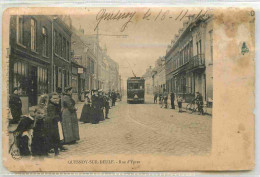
[
  {"xmin": 9, "ymin": 94, "xmax": 22, "ymax": 123},
  {"xmin": 46, "ymin": 101, "xmax": 61, "ymax": 153},
  {"xmin": 62, "ymin": 94, "xmax": 80, "ymax": 144},
  {"xmin": 31, "ymin": 117, "xmax": 48, "ymax": 156},
  {"xmin": 91, "ymin": 95, "xmax": 100, "ymax": 124},
  {"xmin": 79, "ymin": 96, "xmax": 91, "ymax": 123},
  {"xmin": 12, "ymin": 116, "xmax": 34, "ymax": 156},
  {"xmin": 98, "ymin": 96, "xmax": 105, "ymax": 121}
]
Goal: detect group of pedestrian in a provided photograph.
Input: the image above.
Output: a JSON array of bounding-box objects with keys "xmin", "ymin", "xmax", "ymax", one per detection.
[
  {"xmin": 154, "ymin": 90, "xmax": 204, "ymax": 114},
  {"xmin": 79, "ymin": 89, "xmax": 119, "ymax": 124},
  {"xmin": 9, "ymin": 86, "xmax": 80, "ymax": 157}
]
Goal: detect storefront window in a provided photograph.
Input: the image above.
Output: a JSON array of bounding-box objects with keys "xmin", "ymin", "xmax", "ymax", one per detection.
[
  {"xmin": 38, "ymin": 66, "xmax": 48, "ymax": 94},
  {"xmin": 13, "ymin": 61, "xmax": 28, "ymax": 95}
]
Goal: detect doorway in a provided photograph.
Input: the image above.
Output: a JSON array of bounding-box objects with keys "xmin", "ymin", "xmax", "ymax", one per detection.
[{"xmin": 28, "ymin": 65, "xmax": 38, "ymax": 106}]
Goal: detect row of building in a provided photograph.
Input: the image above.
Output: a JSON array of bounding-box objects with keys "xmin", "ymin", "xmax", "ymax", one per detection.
[
  {"xmin": 142, "ymin": 14, "xmax": 213, "ymax": 108},
  {"xmin": 8, "ymin": 15, "xmax": 121, "ymax": 114}
]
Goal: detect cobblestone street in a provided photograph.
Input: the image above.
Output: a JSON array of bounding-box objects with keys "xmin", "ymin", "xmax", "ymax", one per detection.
[{"xmin": 57, "ymin": 96, "xmax": 212, "ymax": 158}]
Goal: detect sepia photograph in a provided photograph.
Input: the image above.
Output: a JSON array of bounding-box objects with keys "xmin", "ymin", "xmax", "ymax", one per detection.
[{"xmin": 1, "ymin": 7, "xmax": 254, "ymax": 172}]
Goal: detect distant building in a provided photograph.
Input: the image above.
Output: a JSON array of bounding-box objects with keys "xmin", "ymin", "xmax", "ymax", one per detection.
[
  {"xmin": 165, "ymin": 15, "xmax": 213, "ymax": 107},
  {"xmin": 142, "ymin": 66, "xmax": 153, "ymax": 95},
  {"xmin": 152, "ymin": 57, "xmax": 166, "ymax": 95}
]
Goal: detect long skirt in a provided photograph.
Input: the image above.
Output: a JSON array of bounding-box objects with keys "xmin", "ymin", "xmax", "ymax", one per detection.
[
  {"xmin": 45, "ymin": 118, "xmax": 60, "ymax": 151},
  {"xmin": 62, "ymin": 109, "xmax": 80, "ymax": 144},
  {"xmin": 99, "ymin": 108, "xmax": 105, "ymax": 121},
  {"xmin": 91, "ymin": 107, "xmax": 99, "ymax": 124},
  {"xmin": 79, "ymin": 104, "xmax": 91, "ymax": 123}
]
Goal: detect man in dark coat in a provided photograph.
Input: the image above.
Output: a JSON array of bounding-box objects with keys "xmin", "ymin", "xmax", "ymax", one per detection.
[
  {"xmin": 104, "ymin": 94, "xmax": 110, "ymax": 119},
  {"xmin": 170, "ymin": 92, "xmax": 175, "ymax": 109},
  {"xmin": 111, "ymin": 91, "xmax": 117, "ymax": 107},
  {"xmin": 9, "ymin": 87, "xmax": 22, "ymax": 124}
]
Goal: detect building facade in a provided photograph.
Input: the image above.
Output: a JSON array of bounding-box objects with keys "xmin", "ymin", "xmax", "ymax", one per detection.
[
  {"xmin": 165, "ymin": 15, "xmax": 213, "ymax": 107},
  {"xmin": 152, "ymin": 57, "xmax": 166, "ymax": 95},
  {"xmin": 142, "ymin": 66, "xmax": 153, "ymax": 95},
  {"xmin": 9, "ymin": 15, "xmax": 53, "ymax": 113}
]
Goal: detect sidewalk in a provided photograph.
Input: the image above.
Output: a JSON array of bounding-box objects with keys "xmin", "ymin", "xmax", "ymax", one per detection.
[{"xmin": 145, "ymin": 94, "xmax": 212, "ymax": 116}]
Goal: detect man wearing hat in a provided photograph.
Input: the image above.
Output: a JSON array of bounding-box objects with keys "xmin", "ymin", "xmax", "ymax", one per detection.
[
  {"xmin": 194, "ymin": 92, "xmax": 204, "ymax": 115},
  {"xmin": 9, "ymin": 87, "xmax": 22, "ymax": 124}
]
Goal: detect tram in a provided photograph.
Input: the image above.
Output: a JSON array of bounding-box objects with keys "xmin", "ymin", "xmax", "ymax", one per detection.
[{"xmin": 127, "ymin": 77, "xmax": 145, "ymax": 104}]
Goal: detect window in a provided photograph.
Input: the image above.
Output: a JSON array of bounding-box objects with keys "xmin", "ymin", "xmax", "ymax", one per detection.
[
  {"xmin": 37, "ymin": 67, "xmax": 48, "ymax": 94},
  {"xmin": 31, "ymin": 18, "xmax": 37, "ymax": 51},
  {"xmin": 90, "ymin": 60, "xmax": 95, "ymax": 74},
  {"xmin": 13, "ymin": 61, "xmax": 28, "ymax": 95},
  {"xmin": 72, "ymin": 75, "xmax": 78, "ymax": 93},
  {"xmin": 62, "ymin": 38, "xmax": 66, "ymax": 58},
  {"xmin": 54, "ymin": 30, "xmax": 58, "ymax": 54},
  {"xmin": 209, "ymin": 30, "xmax": 213, "ymax": 63},
  {"xmin": 189, "ymin": 40, "xmax": 193, "ymax": 59},
  {"xmin": 42, "ymin": 27, "xmax": 48, "ymax": 57},
  {"xmin": 67, "ymin": 41, "xmax": 70, "ymax": 60},
  {"xmin": 17, "ymin": 16, "xmax": 24, "ymax": 45},
  {"xmin": 59, "ymin": 34, "xmax": 62, "ymax": 56}
]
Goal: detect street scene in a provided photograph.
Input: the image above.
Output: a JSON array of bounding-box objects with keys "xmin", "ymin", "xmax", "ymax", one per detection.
[{"xmin": 6, "ymin": 9, "xmax": 213, "ymax": 159}]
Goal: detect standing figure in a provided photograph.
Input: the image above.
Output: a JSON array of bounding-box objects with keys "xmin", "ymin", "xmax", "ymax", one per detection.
[
  {"xmin": 170, "ymin": 92, "xmax": 175, "ymax": 109},
  {"xmin": 177, "ymin": 96, "xmax": 183, "ymax": 113},
  {"xmin": 104, "ymin": 94, "xmax": 110, "ymax": 119},
  {"xmin": 9, "ymin": 87, "xmax": 22, "ymax": 124},
  {"xmin": 111, "ymin": 91, "xmax": 117, "ymax": 107},
  {"xmin": 98, "ymin": 90, "xmax": 105, "ymax": 121},
  {"xmin": 91, "ymin": 90, "xmax": 100, "ymax": 124},
  {"xmin": 80, "ymin": 91, "xmax": 92, "ymax": 123},
  {"xmin": 46, "ymin": 93, "xmax": 61, "ymax": 156},
  {"xmin": 31, "ymin": 106, "xmax": 48, "ymax": 156},
  {"xmin": 56, "ymin": 87, "xmax": 67, "ymax": 151},
  {"xmin": 163, "ymin": 92, "xmax": 168, "ymax": 108},
  {"xmin": 62, "ymin": 87, "xmax": 80, "ymax": 144},
  {"xmin": 154, "ymin": 93, "xmax": 158, "ymax": 104},
  {"xmin": 194, "ymin": 92, "xmax": 204, "ymax": 115}
]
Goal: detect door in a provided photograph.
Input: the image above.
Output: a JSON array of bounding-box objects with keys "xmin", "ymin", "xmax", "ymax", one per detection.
[{"xmin": 28, "ymin": 65, "xmax": 38, "ymax": 106}]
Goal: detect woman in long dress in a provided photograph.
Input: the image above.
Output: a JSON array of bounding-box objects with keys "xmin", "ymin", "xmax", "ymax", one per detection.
[
  {"xmin": 79, "ymin": 91, "xmax": 92, "ymax": 123},
  {"xmin": 61, "ymin": 87, "xmax": 80, "ymax": 144}
]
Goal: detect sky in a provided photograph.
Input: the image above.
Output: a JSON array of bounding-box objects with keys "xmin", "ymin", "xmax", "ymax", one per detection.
[{"xmin": 70, "ymin": 7, "xmax": 205, "ymax": 85}]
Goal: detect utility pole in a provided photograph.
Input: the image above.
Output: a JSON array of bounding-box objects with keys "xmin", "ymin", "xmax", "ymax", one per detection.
[{"xmin": 96, "ymin": 26, "xmax": 99, "ymax": 90}]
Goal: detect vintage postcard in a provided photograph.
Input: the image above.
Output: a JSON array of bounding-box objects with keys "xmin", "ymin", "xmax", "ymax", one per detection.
[{"xmin": 1, "ymin": 7, "xmax": 255, "ymax": 172}]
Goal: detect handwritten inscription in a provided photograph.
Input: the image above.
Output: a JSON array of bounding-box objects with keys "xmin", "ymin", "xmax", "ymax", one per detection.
[{"xmin": 94, "ymin": 8, "xmax": 210, "ymax": 32}]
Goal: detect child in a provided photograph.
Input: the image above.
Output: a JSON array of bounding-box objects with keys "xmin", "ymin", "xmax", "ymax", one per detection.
[
  {"xmin": 46, "ymin": 92, "xmax": 62, "ymax": 156},
  {"xmin": 177, "ymin": 96, "xmax": 183, "ymax": 113},
  {"xmin": 31, "ymin": 106, "xmax": 48, "ymax": 157},
  {"xmin": 10, "ymin": 107, "xmax": 36, "ymax": 156}
]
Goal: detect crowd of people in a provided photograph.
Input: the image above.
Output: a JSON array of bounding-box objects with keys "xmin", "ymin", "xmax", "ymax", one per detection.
[
  {"xmin": 153, "ymin": 90, "xmax": 204, "ymax": 115},
  {"xmin": 8, "ymin": 86, "xmax": 121, "ymax": 158},
  {"xmin": 79, "ymin": 89, "xmax": 119, "ymax": 124}
]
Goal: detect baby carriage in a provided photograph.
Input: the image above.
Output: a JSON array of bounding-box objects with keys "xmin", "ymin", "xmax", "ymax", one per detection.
[{"xmin": 9, "ymin": 115, "xmax": 35, "ymax": 157}]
